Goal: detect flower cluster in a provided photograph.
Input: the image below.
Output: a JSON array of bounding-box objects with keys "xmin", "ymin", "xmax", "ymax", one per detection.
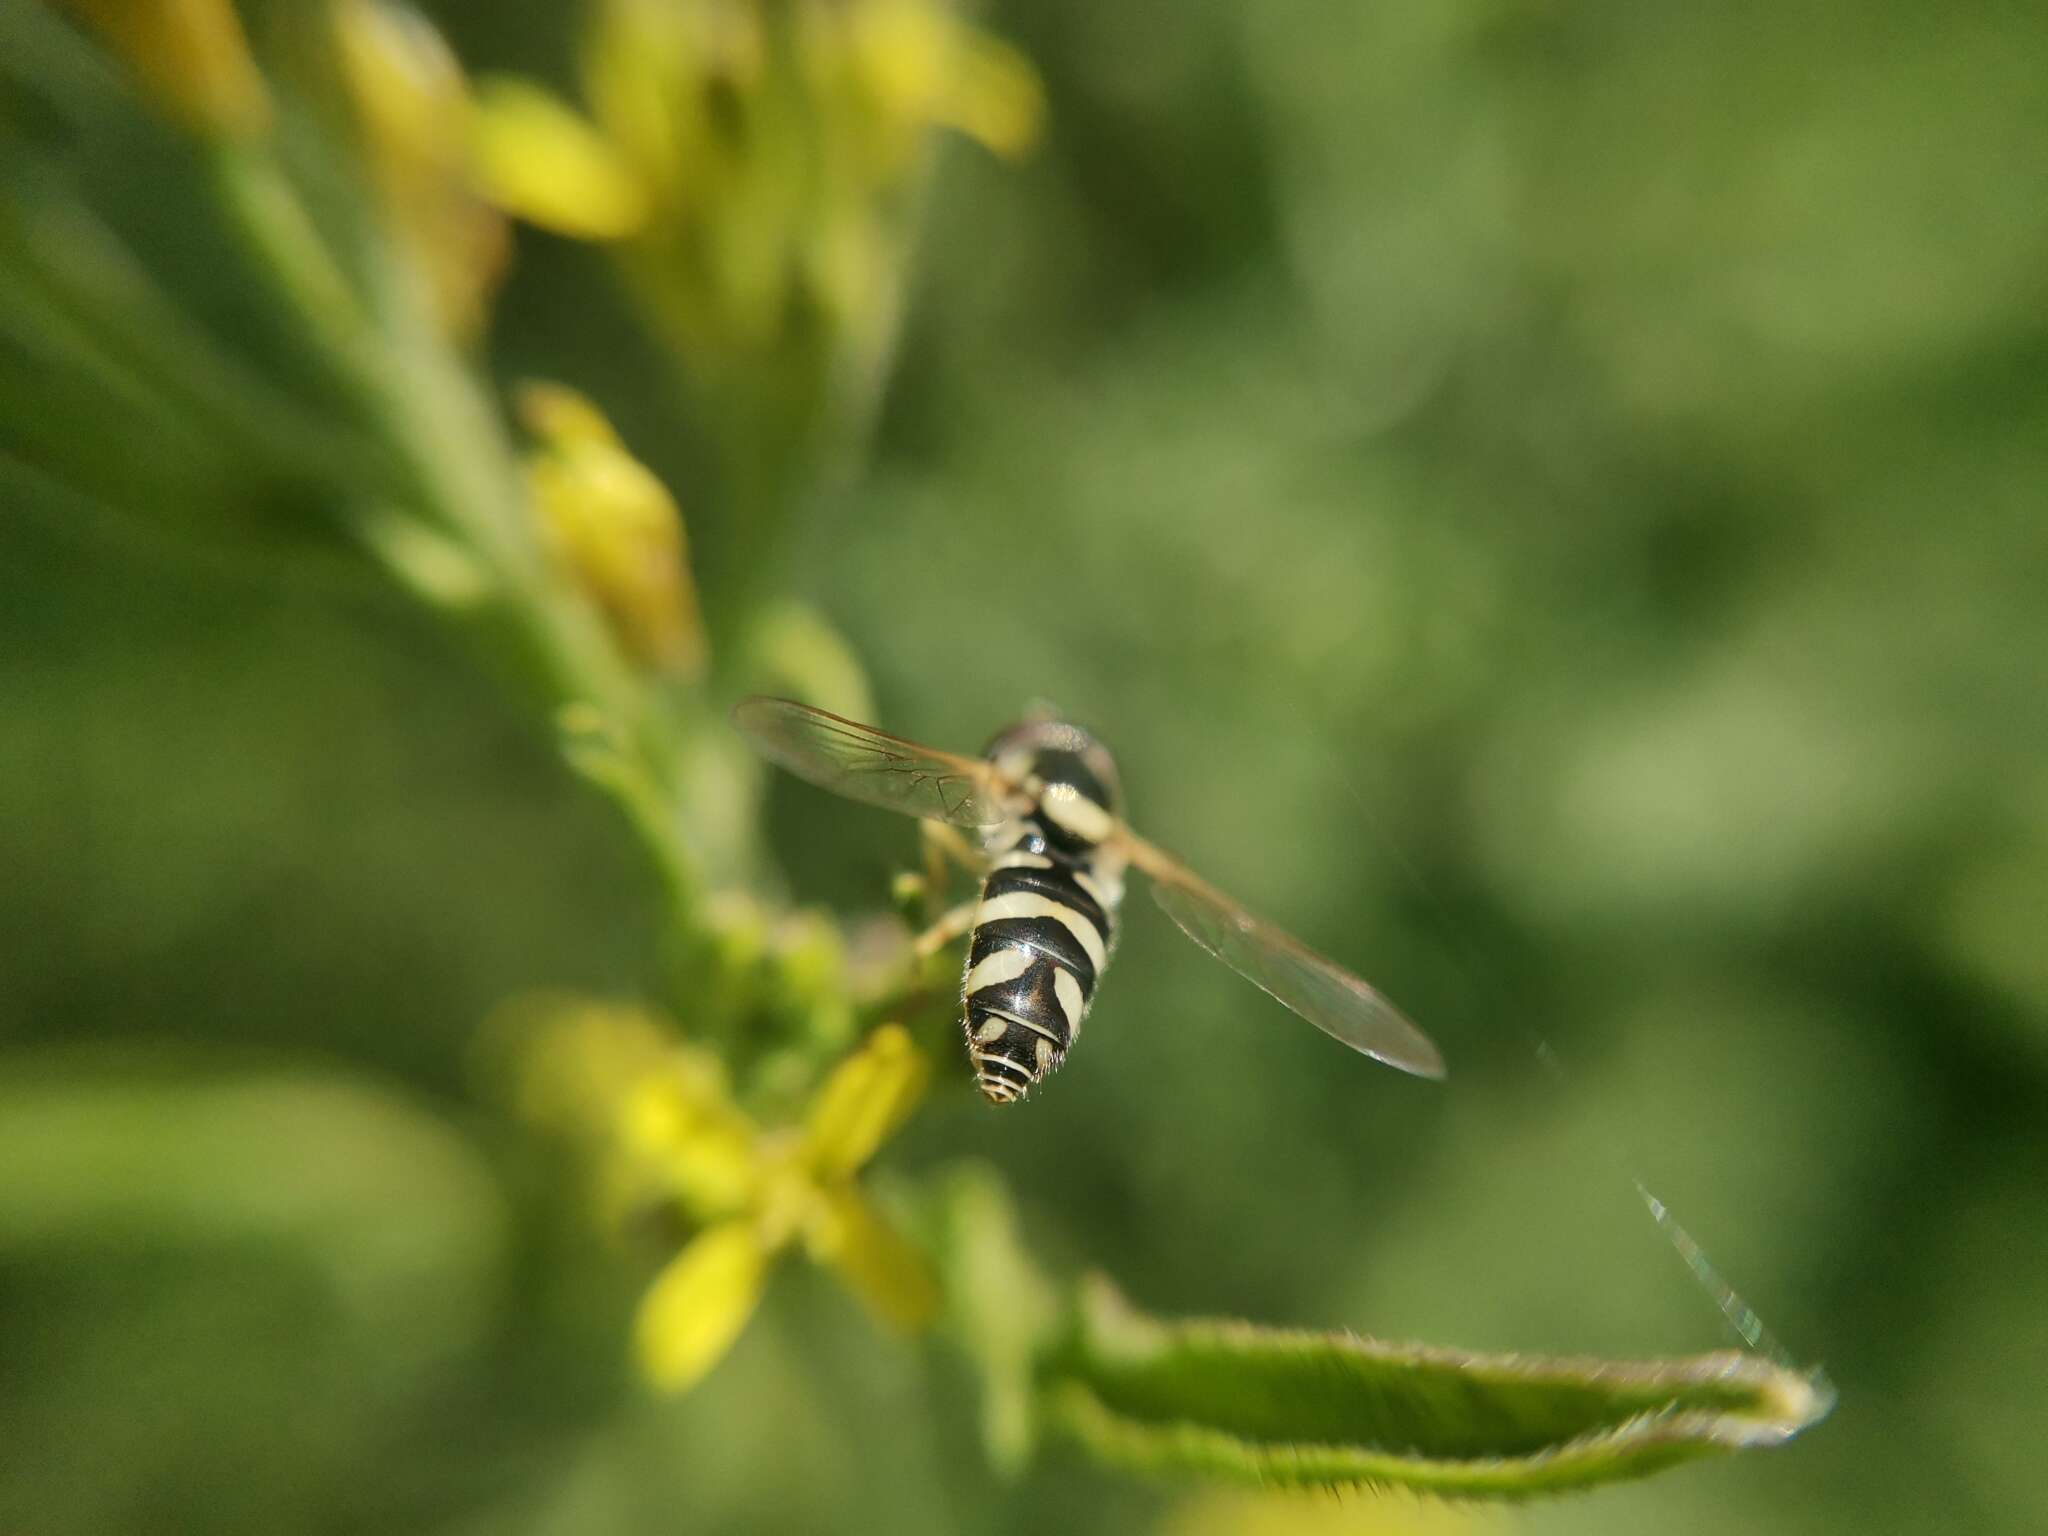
[
  {"xmin": 467, "ymin": 0, "xmax": 1045, "ymax": 523},
  {"xmin": 510, "ymin": 1002, "xmax": 937, "ymax": 1391},
  {"xmin": 470, "ymin": 0, "xmax": 1043, "ymax": 373}
]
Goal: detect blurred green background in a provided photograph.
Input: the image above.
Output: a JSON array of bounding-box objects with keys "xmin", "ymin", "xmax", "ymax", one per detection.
[{"xmin": 3, "ymin": 2, "xmax": 2044, "ymax": 1534}]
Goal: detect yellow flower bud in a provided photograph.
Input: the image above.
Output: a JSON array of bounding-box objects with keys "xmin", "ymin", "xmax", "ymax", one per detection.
[
  {"xmin": 331, "ymin": 0, "xmax": 508, "ymax": 338},
  {"xmin": 62, "ymin": 0, "xmax": 272, "ymax": 139},
  {"xmin": 518, "ymin": 381, "xmax": 707, "ymax": 678}
]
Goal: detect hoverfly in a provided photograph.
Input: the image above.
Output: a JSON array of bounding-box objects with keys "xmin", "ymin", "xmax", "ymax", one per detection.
[{"xmin": 735, "ymin": 697, "xmax": 1445, "ymax": 1103}]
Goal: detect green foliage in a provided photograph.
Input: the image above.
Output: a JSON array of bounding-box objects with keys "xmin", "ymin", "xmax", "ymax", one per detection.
[
  {"xmin": 935, "ymin": 1168, "xmax": 1826, "ymax": 1499},
  {"xmin": 0, "ymin": 1054, "xmax": 505, "ymax": 1535},
  {"xmin": 1047, "ymin": 1279, "xmax": 1825, "ymax": 1498},
  {"xmin": 5, "ymin": 0, "xmax": 2041, "ymax": 1533}
]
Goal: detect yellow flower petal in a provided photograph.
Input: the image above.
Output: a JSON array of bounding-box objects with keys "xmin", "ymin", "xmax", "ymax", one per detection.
[
  {"xmin": 800, "ymin": 1023, "xmax": 929, "ymax": 1180},
  {"xmin": 582, "ymin": 0, "xmax": 757, "ymax": 200},
  {"xmin": 806, "ymin": 1185, "xmax": 938, "ymax": 1333},
  {"xmin": 634, "ymin": 1219, "xmax": 771, "ymax": 1392},
  {"xmin": 938, "ymin": 28, "xmax": 1044, "ymax": 160},
  {"xmin": 63, "ymin": 0, "xmax": 271, "ymax": 139},
  {"xmin": 468, "ymin": 76, "xmax": 650, "ymax": 241},
  {"xmin": 850, "ymin": 3, "xmax": 1044, "ymax": 163}
]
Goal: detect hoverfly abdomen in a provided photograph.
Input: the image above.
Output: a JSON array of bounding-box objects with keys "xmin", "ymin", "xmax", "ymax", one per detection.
[
  {"xmin": 963, "ymin": 856, "xmax": 1116, "ymax": 1102},
  {"xmin": 975, "ymin": 865, "xmax": 1112, "ymax": 989},
  {"xmin": 962, "ymin": 722, "xmax": 1127, "ymax": 1103}
]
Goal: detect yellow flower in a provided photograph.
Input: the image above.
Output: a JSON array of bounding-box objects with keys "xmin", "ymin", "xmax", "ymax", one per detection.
[
  {"xmin": 518, "ymin": 381, "xmax": 707, "ymax": 678},
  {"xmin": 464, "ymin": 0, "xmax": 1043, "ymax": 420},
  {"xmin": 331, "ymin": 0, "xmax": 510, "ymax": 338},
  {"xmin": 60, "ymin": 0, "xmax": 272, "ymax": 140},
  {"xmin": 631, "ymin": 1021, "xmax": 938, "ymax": 1392},
  {"xmin": 504, "ymin": 1003, "xmax": 938, "ymax": 1393}
]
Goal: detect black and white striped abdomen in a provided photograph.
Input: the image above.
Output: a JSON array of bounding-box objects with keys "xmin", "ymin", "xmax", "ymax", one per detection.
[{"xmin": 961, "ymin": 852, "xmax": 1118, "ymax": 1103}]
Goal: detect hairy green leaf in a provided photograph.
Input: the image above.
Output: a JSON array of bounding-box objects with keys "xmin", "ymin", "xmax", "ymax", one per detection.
[{"xmin": 1043, "ymin": 1275, "xmax": 1832, "ymax": 1498}]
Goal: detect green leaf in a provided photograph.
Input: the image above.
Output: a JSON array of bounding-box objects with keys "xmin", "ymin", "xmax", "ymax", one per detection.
[
  {"xmin": 0, "ymin": 1053, "xmax": 511, "ymax": 1531},
  {"xmin": 1044, "ymin": 1276, "xmax": 1833, "ymax": 1498}
]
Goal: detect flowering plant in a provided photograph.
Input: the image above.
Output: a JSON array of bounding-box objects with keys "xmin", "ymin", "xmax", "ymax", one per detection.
[{"xmin": 1, "ymin": 0, "xmax": 1826, "ymax": 1505}]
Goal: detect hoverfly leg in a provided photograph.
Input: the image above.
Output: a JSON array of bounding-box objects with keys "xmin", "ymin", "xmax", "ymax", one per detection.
[
  {"xmin": 895, "ymin": 824, "xmax": 986, "ymax": 931},
  {"xmin": 912, "ymin": 900, "xmax": 979, "ymax": 960},
  {"xmin": 921, "ymin": 821, "xmax": 987, "ymax": 889}
]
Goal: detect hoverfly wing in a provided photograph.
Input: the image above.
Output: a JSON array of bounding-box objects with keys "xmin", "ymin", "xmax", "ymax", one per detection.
[
  {"xmin": 732, "ymin": 697, "xmax": 1013, "ymax": 830},
  {"xmin": 1118, "ymin": 833, "xmax": 1446, "ymax": 1080}
]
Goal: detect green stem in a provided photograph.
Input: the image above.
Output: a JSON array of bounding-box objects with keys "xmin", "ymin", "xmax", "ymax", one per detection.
[
  {"xmin": 205, "ymin": 146, "xmax": 370, "ymax": 367},
  {"xmin": 0, "ymin": 185, "xmax": 370, "ymax": 489},
  {"xmin": 205, "ymin": 137, "xmax": 709, "ymax": 971}
]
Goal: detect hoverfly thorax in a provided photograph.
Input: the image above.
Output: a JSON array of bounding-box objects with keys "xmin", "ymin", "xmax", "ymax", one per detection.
[{"xmin": 983, "ymin": 719, "xmax": 1124, "ymax": 857}]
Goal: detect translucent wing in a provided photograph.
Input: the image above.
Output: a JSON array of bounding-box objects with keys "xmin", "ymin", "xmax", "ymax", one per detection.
[
  {"xmin": 1117, "ymin": 832, "xmax": 1446, "ymax": 1080},
  {"xmin": 732, "ymin": 697, "xmax": 1013, "ymax": 830}
]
